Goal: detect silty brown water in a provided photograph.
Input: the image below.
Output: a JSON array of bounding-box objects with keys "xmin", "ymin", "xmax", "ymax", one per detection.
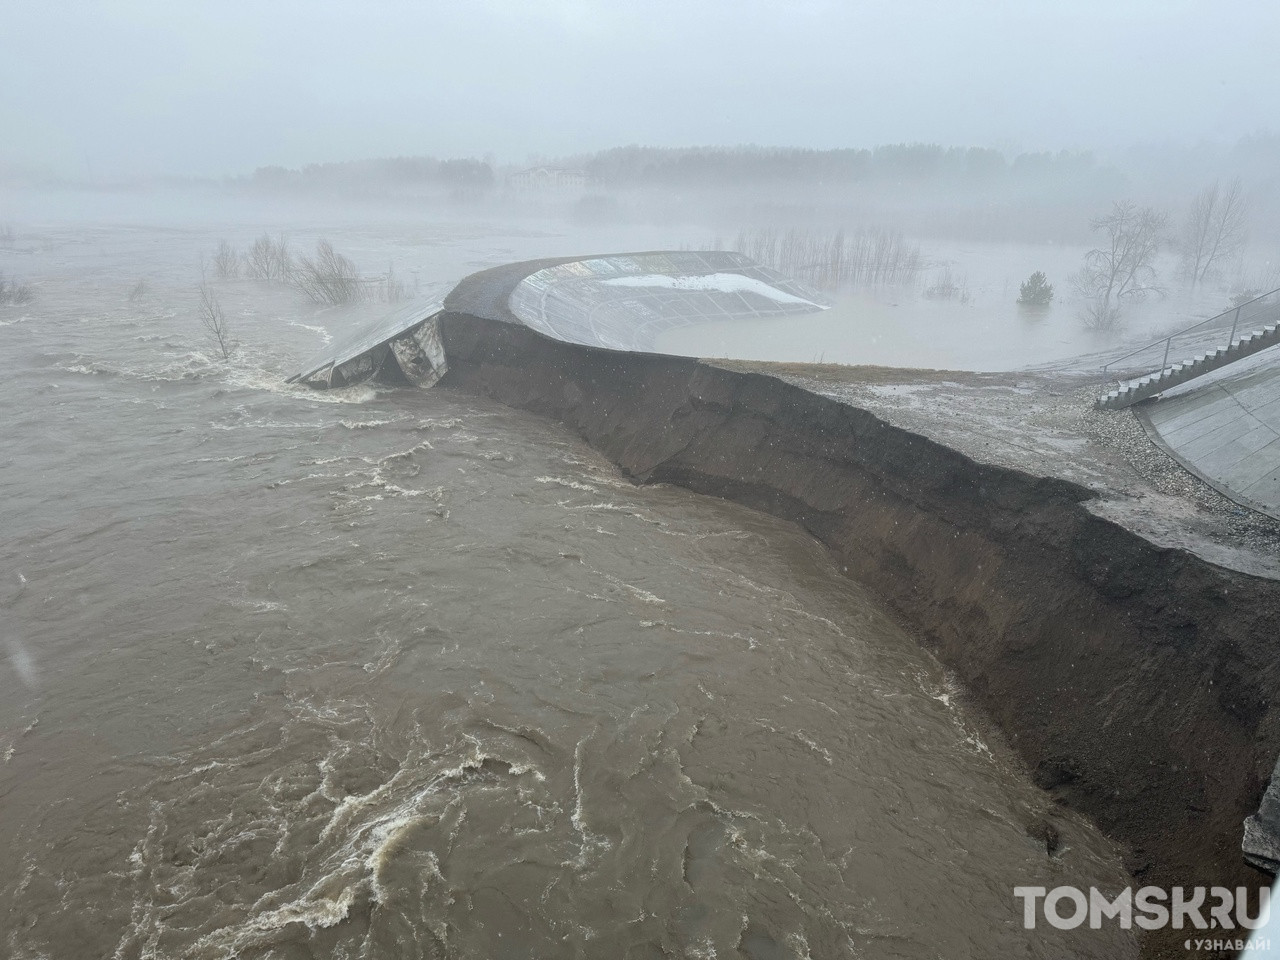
[{"xmin": 0, "ymin": 217, "xmax": 1137, "ymax": 959}]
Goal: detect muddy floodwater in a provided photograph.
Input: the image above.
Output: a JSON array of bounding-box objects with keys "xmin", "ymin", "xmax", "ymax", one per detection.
[
  {"xmin": 655, "ymin": 241, "xmax": 1238, "ymax": 372},
  {"xmin": 1, "ymin": 210, "xmax": 1138, "ymax": 958}
]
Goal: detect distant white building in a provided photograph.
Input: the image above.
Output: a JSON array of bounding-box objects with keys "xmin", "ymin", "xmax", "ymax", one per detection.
[{"xmin": 507, "ymin": 166, "xmax": 588, "ymax": 192}]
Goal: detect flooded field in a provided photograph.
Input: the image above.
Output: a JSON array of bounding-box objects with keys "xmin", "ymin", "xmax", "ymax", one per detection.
[{"xmin": 657, "ymin": 241, "xmax": 1239, "ymax": 371}]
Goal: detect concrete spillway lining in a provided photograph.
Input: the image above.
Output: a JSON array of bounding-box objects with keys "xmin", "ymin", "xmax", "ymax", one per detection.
[
  {"xmin": 1137, "ymin": 353, "xmax": 1280, "ymax": 521},
  {"xmin": 506, "ymin": 251, "xmax": 828, "ymax": 351}
]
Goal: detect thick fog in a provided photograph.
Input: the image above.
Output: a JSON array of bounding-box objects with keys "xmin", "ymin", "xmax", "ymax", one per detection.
[
  {"xmin": 1, "ymin": 0, "xmax": 1277, "ymax": 179},
  {"xmin": 3, "ymin": 0, "xmax": 1280, "ymax": 374}
]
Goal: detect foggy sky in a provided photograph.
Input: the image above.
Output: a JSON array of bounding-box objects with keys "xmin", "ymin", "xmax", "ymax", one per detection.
[{"xmin": 2, "ymin": 0, "xmax": 1277, "ymax": 179}]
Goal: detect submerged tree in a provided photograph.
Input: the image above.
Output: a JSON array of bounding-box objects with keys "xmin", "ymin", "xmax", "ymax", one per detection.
[
  {"xmin": 292, "ymin": 239, "xmax": 363, "ymax": 304},
  {"xmin": 924, "ymin": 266, "xmax": 971, "ymax": 303},
  {"xmin": 1017, "ymin": 271, "xmax": 1054, "ymax": 305},
  {"xmin": 243, "ymin": 233, "xmax": 293, "ymax": 281},
  {"xmin": 0, "ymin": 272, "xmax": 34, "ymax": 305},
  {"xmin": 1179, "ymin": 178, "xmax": 1248, "ymax": 286},
  {"xmin": 213, "ymin": 240, "xmax": 241, "ymax": 280},
  {"xmin": 1072, "ymin": 201, "xmax": 1168, "ymax": 329},
  {"xmin": 198, "ymin": 282, "xmax": 232, "ymax": 359},
  {"xmin": 729, "ymin": 225, "xmax": 923, "ymax": 288}
]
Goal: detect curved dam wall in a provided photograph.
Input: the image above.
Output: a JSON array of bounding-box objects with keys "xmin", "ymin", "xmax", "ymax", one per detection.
[{"xmin": 431, "ymin": 294, "xmax": 1280, "ymax": 956}]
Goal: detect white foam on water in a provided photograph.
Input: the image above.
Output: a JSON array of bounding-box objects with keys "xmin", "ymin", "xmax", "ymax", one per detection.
[
  {"xmin": 286, "ymin": 319, "xmax": 333, "ymax": 344},
  {"xmin": 566, "ymin": 734, "xmax": 611, "ymax": 868},
  {"xmin": 226, "ymin": 598, "xmax": 287, "ymax": 614},
  {"xmin": 535, "ymin": 475, "xmax": 600, "ymax": 493},
  {"xmin": 339, "ymin": 416, "xmax": 403, "ymax": 430},
  {"xmin": 187, "ymin": 883, "xmax": 359, "ymax": 957},
  {"xmin": 599, "ymin": 572, "xmax": 666, "ymax": 605}
]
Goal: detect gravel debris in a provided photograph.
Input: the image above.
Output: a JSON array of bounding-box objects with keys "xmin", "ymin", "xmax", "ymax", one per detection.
[
  {"xmin": 1080, "ymin": 396, "xmax": 1280, "ymax": 555},
  {"xmin": 711, "ymin": 359, "xmax": 1280, "ymax": 577}
]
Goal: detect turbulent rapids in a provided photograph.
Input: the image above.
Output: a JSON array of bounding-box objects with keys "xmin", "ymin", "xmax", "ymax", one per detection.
[{"xmin": 0, "ymin": 223, "xmax": 1141, "ymax": 960}]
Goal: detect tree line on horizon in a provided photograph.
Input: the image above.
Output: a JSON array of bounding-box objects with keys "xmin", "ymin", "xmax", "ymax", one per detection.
[
  {"xmin": 242, "ymin": 143, "xmax": 1114, "ymax": 194},
  {"xmin": 570, "ymin": 143, "xmax": 1109, "ymax": 188},
  {"xmin": 232, "ymin": 135, "xmax": 1280, "ymax": 211},
  {"xmin": 247, "ymin": 156, "xmax": 495, "ymax": 192}
]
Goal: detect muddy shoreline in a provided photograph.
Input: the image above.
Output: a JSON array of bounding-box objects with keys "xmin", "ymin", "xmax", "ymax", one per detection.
[{"xmin": 435, "ymin": 308, "xmax": 1280, "ymax": 958}]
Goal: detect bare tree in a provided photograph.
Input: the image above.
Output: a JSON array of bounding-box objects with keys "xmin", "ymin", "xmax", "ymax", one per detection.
[
  {"xmin": 244, "ymin": 235, "xmax": 272, "ymax": 279},
  {"xmin": 923, "ymin": 266, "xmax": 971, "ymax": 303},
  {"xmin": 1072, "ymin": 201, "xmax": 1168, "ymax": 329},
  {"xmin": 292, "ymin": 239, "xmax": 364, "ymax": 304},
  {"xmin": 0, "ymin": 272, "xmax": 34, "ymax": 305},
  {"xmin": 269, "ymin": 233, "xmax": 293, "ymax": 280},
  {"xmin": 213, "ymin": 240, "xmax": 240, "ymax": 280},
  {"xmin": 243, "ymin": 232, "xmax": 293, "ymax": 281},
  {"xmin": 729, "ymin": 225, "xmax": 923, "ymax": 288},
  {"xmin": 1180, "ymin": 178, "xmax": 1248, "ymax": 285},
  {"xmin": 198, "ymin": 281, "xmax": 232, "ymax": 359}
]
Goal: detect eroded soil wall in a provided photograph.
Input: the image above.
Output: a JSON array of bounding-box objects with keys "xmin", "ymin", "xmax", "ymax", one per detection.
[{"xmin": 438, "ymin": 311, "xmax": 1280, "ymax": 956}]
